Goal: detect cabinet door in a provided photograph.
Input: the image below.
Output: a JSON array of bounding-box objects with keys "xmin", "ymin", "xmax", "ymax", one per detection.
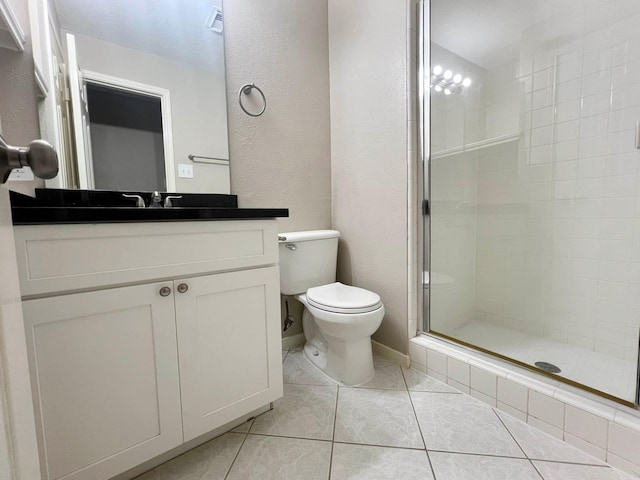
[
  {"xmin": 23, "ymin": 282, "xmax": 183, "ymax": 480},
  {"xmin": 175, "ymin": 266, "xmax": 283, "ymax": 441}
]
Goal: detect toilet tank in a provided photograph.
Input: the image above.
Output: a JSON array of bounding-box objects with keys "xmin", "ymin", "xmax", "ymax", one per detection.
[{"xmin": 278, "ymin": 230, "xmax": 340, "ymax": 295}]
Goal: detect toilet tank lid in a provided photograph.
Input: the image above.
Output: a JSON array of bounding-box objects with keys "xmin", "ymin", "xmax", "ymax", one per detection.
[{"xmin": 278, "ymin": 230, "xmax": 340, "ymax": 242}]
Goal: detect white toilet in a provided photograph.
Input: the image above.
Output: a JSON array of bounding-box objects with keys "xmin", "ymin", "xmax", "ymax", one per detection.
[{"xmin": 278, "ymin": 230, "xmax": 385, "ymax": 386}]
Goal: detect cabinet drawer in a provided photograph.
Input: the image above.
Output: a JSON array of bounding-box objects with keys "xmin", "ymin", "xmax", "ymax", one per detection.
[{"xmin": 14, "ymin": 220, "xmax": 279, "ymax": 297}]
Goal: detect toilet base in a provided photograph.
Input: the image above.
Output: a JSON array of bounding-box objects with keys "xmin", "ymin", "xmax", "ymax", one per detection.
[{"xmin": 303, "ymin": 335, "xmax": 375, "ymax": 386}]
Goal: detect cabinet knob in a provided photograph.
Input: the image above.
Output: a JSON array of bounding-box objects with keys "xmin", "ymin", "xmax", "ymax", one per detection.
[
  {"xmin": 159, "ymin": 286, "xmax": 172, "ymax": 297},
  {"xmin": 177, "ymin": 283, "xmax": 189, "ymax": 293}
]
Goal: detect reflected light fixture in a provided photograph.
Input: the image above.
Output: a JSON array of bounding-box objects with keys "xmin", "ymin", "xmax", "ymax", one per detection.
[{"xmin": 430, "ymin": 65, "xmax": 471, "ymax": 95}]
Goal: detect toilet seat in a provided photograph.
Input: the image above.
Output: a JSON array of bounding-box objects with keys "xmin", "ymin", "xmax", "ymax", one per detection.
[{"xmin": 307, "ymin": 282, "xmax": 382, "ymax": 314}]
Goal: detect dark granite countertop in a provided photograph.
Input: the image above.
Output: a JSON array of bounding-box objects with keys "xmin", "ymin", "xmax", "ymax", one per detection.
[{"xmin": 10, "ymin": 189, "xmax": 289, "ymax": 225}]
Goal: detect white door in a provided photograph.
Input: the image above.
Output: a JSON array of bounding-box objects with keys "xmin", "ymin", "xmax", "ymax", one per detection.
[
  {"xmin": 22, "ymin": 282, "xmax": 183, "ymax": 480},
  {"xmin": 175, "ymin": 267, "xmax": 283, "ymax": 441},
  {"xmin": 66, "ymin": 33, "xmax": 94, "ymax": 189}
]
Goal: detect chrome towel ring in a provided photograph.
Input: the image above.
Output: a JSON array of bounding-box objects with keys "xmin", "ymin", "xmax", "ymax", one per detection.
[{"xmin": 238, "ymin": 83, "xmax": 266, "ymax": 117}]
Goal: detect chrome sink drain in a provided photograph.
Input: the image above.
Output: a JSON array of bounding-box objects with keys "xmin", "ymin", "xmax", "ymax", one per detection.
[{"xmin": 535, "ymin": 361, "xmax": 561, "ymax": 374}]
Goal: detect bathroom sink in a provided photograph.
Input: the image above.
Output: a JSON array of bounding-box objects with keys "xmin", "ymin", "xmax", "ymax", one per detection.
[
  {"xmin": 33, "ymin": 188, "xmax": 239, "ymax": 208},
  {"xmin": 9, "ymin": 189, "xmax": 289, "ymax": 224}
]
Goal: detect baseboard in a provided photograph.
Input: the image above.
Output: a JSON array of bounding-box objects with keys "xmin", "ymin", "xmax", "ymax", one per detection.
[
  {"xmin": 372, "ymin": 340, "xmax": 410, "ymax": 368},
  {"xmin": 281, "ymin": 333, "xmax": 305, "ymax": 350},
  {"xmin": 282, "ymin": 335, "xmax": 410, "ymax": 367}
]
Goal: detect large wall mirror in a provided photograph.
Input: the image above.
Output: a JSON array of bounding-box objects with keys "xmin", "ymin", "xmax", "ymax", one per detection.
[{"xmin": 28, "ymin": 0, "xmax": 230, "ymax": 193}]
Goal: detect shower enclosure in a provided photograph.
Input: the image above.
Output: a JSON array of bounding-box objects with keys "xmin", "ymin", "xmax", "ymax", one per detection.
[{"xmin": 421, "ymin": 0, "xmax": 640, "ymax": 404}]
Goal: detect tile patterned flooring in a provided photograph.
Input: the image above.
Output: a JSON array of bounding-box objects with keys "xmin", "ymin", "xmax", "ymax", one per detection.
[{"xmin": 136, "ymin": 348, "xmax": 636, "ymax": 480}]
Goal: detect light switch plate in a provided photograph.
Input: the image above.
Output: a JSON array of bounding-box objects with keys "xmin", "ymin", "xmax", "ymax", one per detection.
[
  {"xmin": 178, "ymin": 163, "xmax": 194, "ymax": 178},
  {"xmin": 8, "ymin": 167, "xmax": 35, "ymax": 181}
]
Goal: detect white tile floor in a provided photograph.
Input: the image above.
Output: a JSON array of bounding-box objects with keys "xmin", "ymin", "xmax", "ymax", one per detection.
[
  {"xmin": 135, "ymin": 348, "xmax": 636, "ymax": 480},
  {"xmin": 446, "ymin": 321, "xmax": 638, "ymax": 401}
]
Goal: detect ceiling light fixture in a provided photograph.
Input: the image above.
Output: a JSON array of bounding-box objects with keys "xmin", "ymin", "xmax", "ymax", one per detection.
[{"xmin": 430, "ymin": 65, "xmax": 471, "ymax": 96}]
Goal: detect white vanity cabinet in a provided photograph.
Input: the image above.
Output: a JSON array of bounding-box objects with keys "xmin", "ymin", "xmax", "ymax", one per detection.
[
  {"xmin": 175, "ymin": 266, "xmax": 281, "ymax": 441},
  {"xmin": 14, "ymin": 220, "xmax": 283, "ymax": 480},
  {"xmin": 22, "ymin": 281, "xmax": 183, "ymax": 480}
]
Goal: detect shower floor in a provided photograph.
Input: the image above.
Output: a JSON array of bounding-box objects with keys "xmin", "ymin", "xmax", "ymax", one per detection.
[{"xmin": 443, "ymin": 321, "xmax": 637, "ymax": 402}]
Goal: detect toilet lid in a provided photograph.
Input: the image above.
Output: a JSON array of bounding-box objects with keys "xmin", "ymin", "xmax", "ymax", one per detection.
[{"xmin": 307, "ymin": 282, "xmax": 382, "ymax": 314}]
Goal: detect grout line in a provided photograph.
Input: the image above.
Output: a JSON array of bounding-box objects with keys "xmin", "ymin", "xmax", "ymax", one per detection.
[
  {"xmin": 531, "ymin": 458, "xmax": 613, "ymax": 468},
  {"xmin": 327, "ymin": 386, "xmax": 340, "ymax": 480},
  {"xmin": 244, "ymin": 431, "xmax": 431, "ymax": 453},
  {"xmin": 402, "ymin": 366, "xmax": 438, "ymax": 479},
  {"xmin": 530, "ymin": 460, "xmax": 546, "ymax": 480},
  {"xmin": 283, "ymin": 380, "xmax": 339, "ymax": 387},
  {"xmin": 492, "ymin": 408, "xmax": 545, "ymax": 479},
  {"xmin": 223, "ymin": 433, "xmax": 250, "ymax": 480},
  {"xmin": 245, "ymin": 432, "xmax": 333, "ymax": 443},
  {"xmin": 282, "ymin": 349, "xmax": 289, "ymax": 363},
  {"xmin": 332, "ymin": 439, "xmax": 427, "ymax": 452},
  {"xmin": 492, "ymin": 408, "xmax": 608, "ymax": 468},
  {"xmin": 409, "ymin": 390, "xmax": 462, "ymax": 395},
  {"xmin": 230, "ymin": 417, "xmax": 255, "ymax": 434},
  {"xmin": 397, "ymin": 363, "xmax": 409, "ymax": 392},
  {"xmin": 346, "ymin": 385, "xmax": 409, "ymax": 391},
  {"xmin": 492, "ymin": 408, "xmax": 530, "ymax": 458},
  {"xmin": 491, "ymin": 407, "xmax": 544, "ymax": 480},
  {"xmin": 426, "ymin": 449, "xmax": 532, "ymax": 460}
]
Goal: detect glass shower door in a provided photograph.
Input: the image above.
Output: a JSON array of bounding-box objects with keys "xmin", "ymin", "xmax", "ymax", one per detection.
[{"xmin": 424, "ymin": 0, "xmax": 640, "ymax": 404}]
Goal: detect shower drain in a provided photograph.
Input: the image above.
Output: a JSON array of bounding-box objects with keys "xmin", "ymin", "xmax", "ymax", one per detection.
[{"xmin": 535, "ymin": 361, "xmax": 561, "ymax": 374}]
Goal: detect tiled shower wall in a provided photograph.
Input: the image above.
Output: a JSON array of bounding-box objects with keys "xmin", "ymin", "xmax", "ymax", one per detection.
[
  {"xmin": 428, "ymin": 44, "xmax": 485, "ymax": 332},
  {"xmin": 473, "ymin": 1, "xmax": 640, "ymax": 360},
  {"xmin": 431, "ymin": 1, "xmax": 640, "ymax": 362}
]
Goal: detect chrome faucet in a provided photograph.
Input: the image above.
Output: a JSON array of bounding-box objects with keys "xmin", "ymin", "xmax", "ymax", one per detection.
[
  {"xmin": 163, "ymin": 195, "xmax": 182, "ymax": 208},
  {"xmin": 122, "ymin": 193, "xmax": 145, "ymax": 208},
  {"xmin": 150, "ymin": 191, "xmax": 162, "ymax": 208}
]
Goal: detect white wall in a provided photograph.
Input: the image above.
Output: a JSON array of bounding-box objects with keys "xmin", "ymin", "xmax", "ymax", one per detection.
[
  {"xmin": 70, "ymin": 32, "xmax": 230, "ymax": 193},
  {"xmin": 329, "ymin": 0, "xmax": 411, "ymax": 354}
]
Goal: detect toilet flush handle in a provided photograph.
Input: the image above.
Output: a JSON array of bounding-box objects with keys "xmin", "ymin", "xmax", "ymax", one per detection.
[{"xmin": 284, "ymin": 243, "xmax": 297, "ymax": 251}]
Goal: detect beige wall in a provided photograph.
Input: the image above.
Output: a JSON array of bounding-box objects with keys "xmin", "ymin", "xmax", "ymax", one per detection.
[
  {"xmin": 224, "ymin": 0, "xmax": 332, "ymax": 339},
  {"xmin": 1, "ymin": 0, "xmax": 44, "ymax": 195},
  {"xmin": 328, "ymin": 0, "xmax": 410, "ymax": 354},
  {"xmin": 0, "ymin": 0, "xmax": 39, "ymax": 143},
  {"xmin": 2, "ymin": 0, "xmax": 411, "ymax": 351},
  {"xmin": 223, "ymin": 0, "xmax": 332, "ymax": 234}
]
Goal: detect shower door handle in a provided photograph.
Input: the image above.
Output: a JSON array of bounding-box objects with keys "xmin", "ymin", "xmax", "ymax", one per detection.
[{"xmin": 422, "ymin": 199, "xmax": 430, "ymax": 216}]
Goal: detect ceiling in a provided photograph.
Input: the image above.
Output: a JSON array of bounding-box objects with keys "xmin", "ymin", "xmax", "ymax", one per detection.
[
  {"xmin": 430, "ymin": 0, "xmax": 577, "ymax": 69},
  {"xmin": 51, "ymin": 0, "xmax": 224, "ymax": 72}
]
